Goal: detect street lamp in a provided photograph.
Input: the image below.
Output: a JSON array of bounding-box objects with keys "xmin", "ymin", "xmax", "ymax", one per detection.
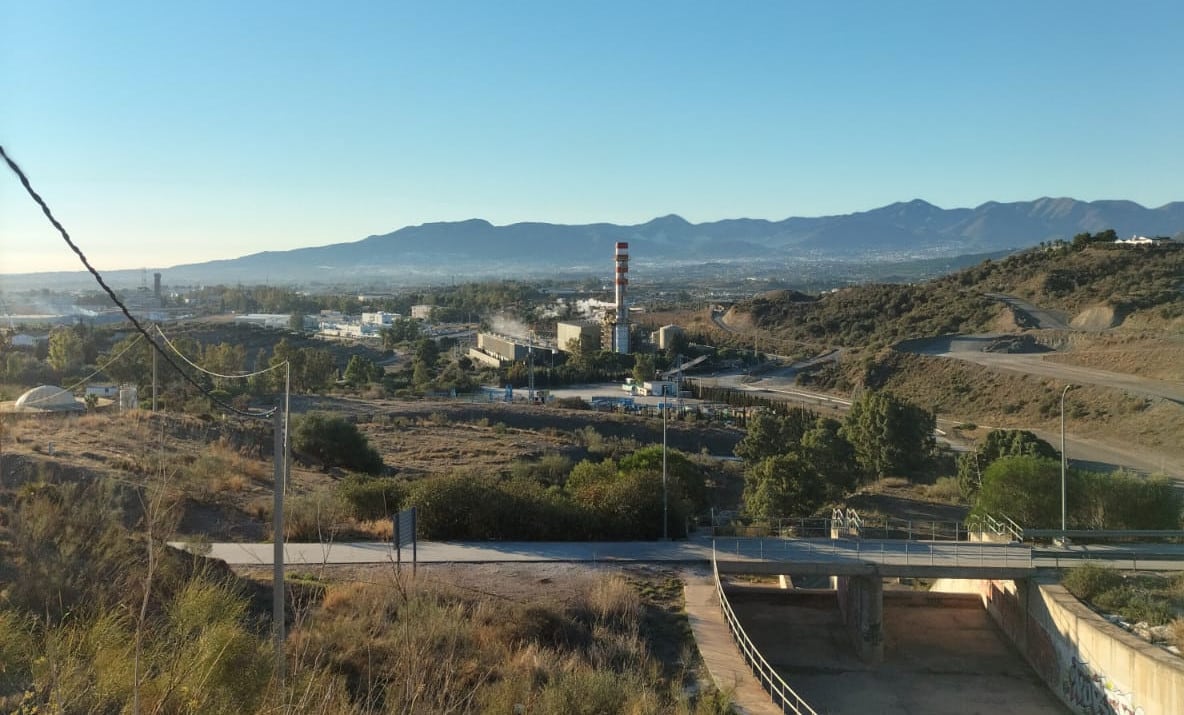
[{"xmin": 1060, "ymin": 384, "xmax": 1076, "ymax": 537}]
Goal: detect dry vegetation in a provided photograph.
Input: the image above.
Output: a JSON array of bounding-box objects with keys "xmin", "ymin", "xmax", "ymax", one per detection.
[
  {"xmin": 1042, "ymin": 332, "xmax": 1184, "ymax": 382},
  {"xmin": 1, "ymin": 399, "xmax": 745, "ymax": 542},
  {"xmin": 0, "ymin": 452, "xmax": 730, "ymax": 713}
]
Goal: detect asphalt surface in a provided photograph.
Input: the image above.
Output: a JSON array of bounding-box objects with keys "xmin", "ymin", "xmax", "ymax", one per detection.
[{"xmin": 181, "ymin": 537, "xmax": 1184, "ymax": 572}]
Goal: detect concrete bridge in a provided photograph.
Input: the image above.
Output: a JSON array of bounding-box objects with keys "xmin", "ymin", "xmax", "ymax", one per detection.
[{"xmin": 708, "ymin": 535, "xmax": 1184, "ymax": 715}]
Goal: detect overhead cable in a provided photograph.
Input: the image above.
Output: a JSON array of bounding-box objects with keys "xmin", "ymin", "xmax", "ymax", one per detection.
[{"xmin": 0, "ymin": 144, "xmax": 274, "ymax": 418}]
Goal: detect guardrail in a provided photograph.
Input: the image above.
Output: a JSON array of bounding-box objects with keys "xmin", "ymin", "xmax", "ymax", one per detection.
[
  {"xmin": 717, "ymin": 538, "xmax": 1035, "ymax": 571},
  {"xmin": 1025, "ymin": 529, "xmax": 1184, "ymax": 541},
  {"xmin": 712, "ymin": 544, "xmax": 819, "ymax": 715}
]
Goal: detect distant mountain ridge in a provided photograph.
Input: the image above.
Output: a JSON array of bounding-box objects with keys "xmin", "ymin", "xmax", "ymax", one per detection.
[{"xmin": 8, "ymin": 198, "xmax": 1184, "ymax": 287}]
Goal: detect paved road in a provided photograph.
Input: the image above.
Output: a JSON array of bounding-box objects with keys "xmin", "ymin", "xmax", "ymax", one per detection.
[
  {"xmin": 984, "ymin": 293, "xmax": 1072, "ymax": 330},
  {"xmin": 179, "ymin": 537, "xmax": 1184, "ymax": 572},
  {"xmin": 931, "ymin": 349, "xmax": 1184, "ymax": 406}
]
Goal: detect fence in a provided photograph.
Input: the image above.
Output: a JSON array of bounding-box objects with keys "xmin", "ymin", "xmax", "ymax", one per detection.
[
  {"xmin": 716, "ymin": 537, "xmax": 1035, "ymax": 570},
  {"xmin": 712, "ymin": 544, "xmax": 820, "ymax": 715}
]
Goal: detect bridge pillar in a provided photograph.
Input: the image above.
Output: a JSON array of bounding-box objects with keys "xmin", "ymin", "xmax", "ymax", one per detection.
[{"xmin": 834, "ymin": 573, "xmax": 884, "ymax": 664}]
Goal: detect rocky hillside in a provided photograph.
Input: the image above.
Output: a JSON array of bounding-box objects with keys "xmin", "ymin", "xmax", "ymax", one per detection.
[{"xmin": 732, "ymin": 238, "xmax": 1184, "ymax": 349}]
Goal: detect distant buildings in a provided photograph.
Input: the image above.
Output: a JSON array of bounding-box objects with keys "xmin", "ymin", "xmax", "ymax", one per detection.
[
  {"xmin": 233, "ymin": 313, "xmax": 291, "ymax": 329},
  {"xmin": 1114, "ymin": 235, "xmax": 1174, "ymax": 246},
  {"xmin": 411, "ymin": 304, "xmax": 435, "ymax": 320}
]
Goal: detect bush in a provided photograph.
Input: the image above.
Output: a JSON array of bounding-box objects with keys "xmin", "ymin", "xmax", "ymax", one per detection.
[
  {"xmin": 285, "ymin": 489, "xmax": 349, "ymax": 540},
  {"xmin": 1062, "ymin": 564, "xmax": 1123, "ymax": 602},
  {"xmin": 337, "ymin": 475, "xmax": 407, "ymax": 520},
  {"xmin": 556, "ymin": 396, "xmax": 591, "ymax": 410},
  {"xmin": 292, "ymin": 412, "xmax": 383, "ymax": 475},
  {"xmin": 921, "ymin": 476, "xmax": 964, "ymax": 504}
]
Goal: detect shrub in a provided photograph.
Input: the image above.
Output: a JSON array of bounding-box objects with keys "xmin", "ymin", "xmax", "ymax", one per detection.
[
  {"xmin": 285, "ymin": 489, "xmax": 349, "ymax": 541},
  {"xmin": 921, "ymin": 476, "xmax": 964, "ymax": 504},
  {"xmin": 337, "ymin": 475, "xmax": 408, "ymax": 520},
  {"xmin": 556, "ymin": 396, "xmax": 591, "ymax": 410},
  {"xmin": 292, "ymin": 412, "xmax": 383, "ymax": 474},
  {"xmin": 1062, "ymin": 564, "xmax": 1123, "ymax": 602}
]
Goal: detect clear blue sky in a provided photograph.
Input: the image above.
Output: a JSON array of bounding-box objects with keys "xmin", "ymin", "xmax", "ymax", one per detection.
[{"xmin": 2, "ymin": 1, "xmax": 1182, "ymax": 273}]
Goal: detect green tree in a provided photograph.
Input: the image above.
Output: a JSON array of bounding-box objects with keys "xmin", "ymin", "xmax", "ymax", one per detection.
[
  {"xmin": 47, "ymin": 327, "xmax": 85, "ymax": 374},
  {"xmin": 734, "ymin": 408, "xmax": 817, "ymax": 463},
  {"xmin": 800, "ymin": 417, "xmax": 862, "ymax": 492},
  {"xmin": 971, "ymin": 455, "xmax": 1063, "ymax": 527},
  {"xmin": 632, "ymin": 353, "xmax": 656, "ymax": 384},
  {"xmin": 343, "ymin": 355, "xmax": 379, "ymax": 386},
  {"xmin": 664, "ymin": 330, "xmax": 689, "ymax": 361},
  {"xmin": 292, "ymin": 412, "xmax": 383, "ymax": 474},
  {"xmin": 743, "ymin": 453, "xmax": 828, "ymax": 519},
  {"xmin": 958, "ymin": 429, "xmax": 1059, "ymax": 498},
  {"xmin": 841, "ymin": 390, "xmax": 936, "ymax": 479},
  {"xmin": 299, "ymin": 348, "xmax": 337, "ymax": 391},
  {"xmin": 414, "ymin": 337, "xmax": 439, "ymax": 366},
  {"xmin": 288, "ymin": 312, "xmax": 305, "ymax": 333},
  {"xmin": 618, "ymin": 445, "xmax": 708, "ymax": 511}
]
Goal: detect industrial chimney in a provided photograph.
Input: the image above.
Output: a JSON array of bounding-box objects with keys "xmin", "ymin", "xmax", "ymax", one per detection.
[{"xmin": 612, "ymin": 242, "xmax": 630, "ymax": 353}]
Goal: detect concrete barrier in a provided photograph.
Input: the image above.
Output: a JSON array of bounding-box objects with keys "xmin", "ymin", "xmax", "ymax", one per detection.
[
  {"xmin": 933, "ymin": 577, "xmax": 1184, "ymax": 715},
  {"xmin": 833, "ymin": 573, "xmax": 884, "ymax": 664}
]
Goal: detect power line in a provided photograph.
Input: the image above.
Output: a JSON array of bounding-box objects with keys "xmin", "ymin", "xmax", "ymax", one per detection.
[
  {"xmin": 154, "ymin": 325, "xmax": 285, "ymax": 380},
  {"xmin": 20, "ymin": 333, "xmax": 145, "ymax": 407},
  {"xmin": 0, "ymin": 144, "xmax": 273, "ymax": 419}
]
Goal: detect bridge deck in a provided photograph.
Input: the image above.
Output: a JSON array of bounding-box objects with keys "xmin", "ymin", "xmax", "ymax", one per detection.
[{"xmin": 713, "ymin": 538, "xmax": 1035, "ymax": 579}]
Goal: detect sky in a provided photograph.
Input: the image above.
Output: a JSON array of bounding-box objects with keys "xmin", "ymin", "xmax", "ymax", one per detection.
[{"xmin": 2, "ymin": 1, "xmax": 1182, "ymax": 274}]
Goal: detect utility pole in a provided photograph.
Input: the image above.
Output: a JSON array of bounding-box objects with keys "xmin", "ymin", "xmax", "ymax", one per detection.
[
  {"xmin": 662, "ymin": 396, "xmax": 668, "ymax": 541},
  {"xmin": 1060, "ymin": 384, "xmax": 1075, "ymax": 539},
  {"xmin": 151, "ymin": 337, "xmax": 157, "ymax": 411},
  {"xmin": 272, "ymin": 409, "xmax": 285, "ymax": 683}
]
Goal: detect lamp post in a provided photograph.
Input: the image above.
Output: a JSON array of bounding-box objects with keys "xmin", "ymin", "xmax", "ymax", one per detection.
[
  {"xmin": 1060, "ymin": 384, "xmax": 1075, "ymax": 537},
  {"xmin": 661, "ymin": 395, "xmax": 669, "ymax": 540}
]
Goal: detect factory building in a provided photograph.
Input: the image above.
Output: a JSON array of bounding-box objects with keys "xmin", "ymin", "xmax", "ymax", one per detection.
[
  {"xmin": 655, "ymin": 324, "xmax": 685, "ymax": 351},
  {"xmin": 469, "ymin": 333, "xmax": 533, "ymax": 366},
  {"xmin": 556, "ymin": 320, "xmax": 602, "ymax": 353}
]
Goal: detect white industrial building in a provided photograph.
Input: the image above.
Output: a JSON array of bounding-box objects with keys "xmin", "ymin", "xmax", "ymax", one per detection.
[
  {"xmin": 233, "ymin": 313, "xmax": 291, "ymax": 329},
  {"xmin": 361, "ymin": 311, "xmax": 401, "ymax": 326}
]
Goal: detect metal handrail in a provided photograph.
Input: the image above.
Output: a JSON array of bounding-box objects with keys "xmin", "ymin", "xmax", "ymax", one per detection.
[
  {"xmin": 967, "ymin": 512, "xmax": 1024, "ymax": 542},
  {"xmin": 712, "ymin": 543, "xmax": 820, "ymax": 715}
]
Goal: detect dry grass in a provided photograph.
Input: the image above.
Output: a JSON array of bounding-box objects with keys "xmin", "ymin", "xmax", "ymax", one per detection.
[
  {"xmin": 920, "ymin": 476, "xmax": 964, "ymax": 504},
  {"xmin": 1044, "ymin": 334, "xmax": 1184, "ymax": 382},
  {"xmin": 868, "ymin": 351, "xmax": 1184, "ymax": 463}
]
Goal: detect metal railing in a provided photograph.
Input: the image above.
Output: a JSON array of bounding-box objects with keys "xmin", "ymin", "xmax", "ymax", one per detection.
[
  {"xmin": 712, "ymin": 544, "xmax": 819, "ymax": 715},
  {"xmin": 966, "ymin": 513, "xmax": 1025, "ymax": 542},
  {"xmin": 831, "ymin": 507, "xmax": 862, "ymax": 535},
  {"xmin": 717, "ymin": 537, "xmax": 1035, "ymax": 571}
]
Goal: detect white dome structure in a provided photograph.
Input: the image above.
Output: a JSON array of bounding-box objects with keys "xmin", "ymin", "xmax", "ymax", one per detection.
[{"xmin": 14, "ymin": 385, "xmax": 83, "ymax": 411}]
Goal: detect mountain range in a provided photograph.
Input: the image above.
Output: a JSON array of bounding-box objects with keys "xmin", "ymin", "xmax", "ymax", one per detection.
[{"xmin": 8, "ymin": 198, "xmax": 1184, "ymax": 288}]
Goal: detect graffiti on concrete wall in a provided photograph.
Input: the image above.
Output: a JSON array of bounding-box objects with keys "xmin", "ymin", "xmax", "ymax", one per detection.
[{"xmin": 1061, "ymin": 656, "xmax": 1145, "ymax": 715}]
